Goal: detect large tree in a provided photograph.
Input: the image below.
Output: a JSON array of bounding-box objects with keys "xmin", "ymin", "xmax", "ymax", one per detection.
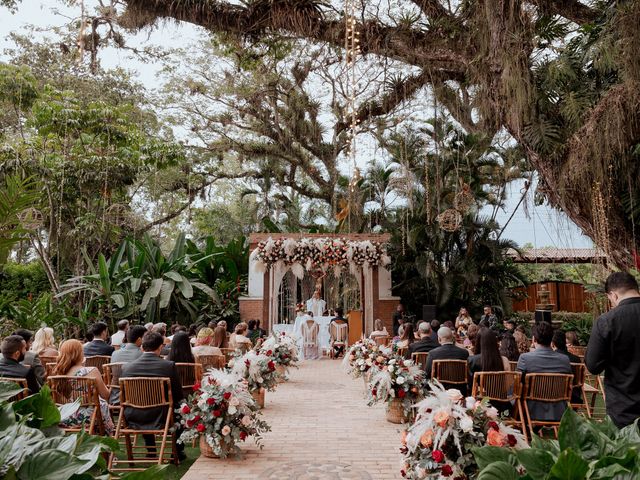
[{"xmin": 105, "ymin": 0, "xmax": 640, "ymax": 268}]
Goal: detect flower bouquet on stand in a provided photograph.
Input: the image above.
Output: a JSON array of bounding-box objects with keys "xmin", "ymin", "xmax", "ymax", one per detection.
[
  {"xmin": 260, "ymin": 332, "xmax": 299, "ymax": 382},
  {"xmin": 177, "ymin": 368, "xmax": 271, "ymax": 458},
  {"xmin": 400, "ymin": 381, "xmax": 528, "ymax": 479},
  {"xmin": 367, "ymin": 355, "xmax": 426, "ymax": 424},
  {"xmin": 231, "ymin": 350, "xmax": 280, "ymax": 408},
  {"xmin": 343, "ymin": 339, "xmax": 391, "ymax": 384}
]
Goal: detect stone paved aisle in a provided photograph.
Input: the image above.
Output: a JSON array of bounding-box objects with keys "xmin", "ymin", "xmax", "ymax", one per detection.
[{"xmin": 182, "ymin": 358, "xmax": 402, "ymax": 479}]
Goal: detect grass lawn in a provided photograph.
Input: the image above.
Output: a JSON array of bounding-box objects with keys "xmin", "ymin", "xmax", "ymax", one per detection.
[{"xmin": 161, "ymin": 446, "xmax": 200, "ymax": 480}]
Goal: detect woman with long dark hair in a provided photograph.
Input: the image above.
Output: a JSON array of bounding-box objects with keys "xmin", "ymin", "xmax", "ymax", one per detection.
[
  {"xmin": 396, "ymin": 322, "xmax": 415, "ymax": 349},
  {"xmin": 167, "ymin": 331, "xmax": 195, "ymax": 364},
  {"xmin": 468, "ymin": 328, "xmax": 510, "ymax": 375},
  {"xmin": 499, "ymin": 332, "xmax": 520, "ymax": 362}
]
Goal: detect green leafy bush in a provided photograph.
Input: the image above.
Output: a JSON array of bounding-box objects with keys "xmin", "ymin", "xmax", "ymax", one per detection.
[
  {"xmin": 473, "ymin": 408, "xmax": 640, "ymax": 479},
  {"xmin": 0, "ymin": 382, "xmax": 165, "ymax": 479},
  {"xmin": 0, "ymin": 292, "xmax": 82, "ymax": 338}
]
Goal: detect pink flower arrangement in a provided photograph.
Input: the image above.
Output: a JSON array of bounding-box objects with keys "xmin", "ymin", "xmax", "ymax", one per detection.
[
  {"xmin": 400, "ymin": 381, "xmax": 528, "ymax": 479},
  {"xmin": 177, "ymin": 369, "xmax": 270, "ymax": 458},
  {"xmin": 366, "ymin": 355, "xmax": 426, "ymax": 417}
]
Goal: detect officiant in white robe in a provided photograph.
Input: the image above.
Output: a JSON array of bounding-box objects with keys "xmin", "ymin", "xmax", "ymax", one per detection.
[{"xmin": 306, "ymin": 291, "xmax": 326, "ymax": 318}]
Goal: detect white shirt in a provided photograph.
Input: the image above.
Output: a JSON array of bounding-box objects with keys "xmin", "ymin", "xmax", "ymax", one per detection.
[
  {"xmin": 306, "ymin": 297, "xmax": 326, "ymax": 317},
  {"xmin": 111, "ymin": 330, "xmax": 126, "ymax": 347}
]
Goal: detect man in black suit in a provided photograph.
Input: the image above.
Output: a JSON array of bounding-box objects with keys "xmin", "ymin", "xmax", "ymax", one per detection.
[
  {"xmin": 0, "ymin": 335, "xmax": 40, "ymax": 394},
  {"xmin": 83, "ymin": 322, "xmax": 115, "ymax": 357},
  {"xmin": 406, "ymin": 322, "xmax": 439, "ymax": 358},
  {"xmin": 12, "ymin": 329, "xmax": 45, "ymax": 387},
  {"xmin": 424, "ymin": 326, "xmax": 469, "ymax": 379},
  {"xmin": 120, "ymin": 331, "xmax": 185, "ymax": 460}
]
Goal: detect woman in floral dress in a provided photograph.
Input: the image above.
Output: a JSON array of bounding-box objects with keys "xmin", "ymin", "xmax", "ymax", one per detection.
[{"xmin": 53, "ymin": 339, "xmax": 114, "ymax": 434}]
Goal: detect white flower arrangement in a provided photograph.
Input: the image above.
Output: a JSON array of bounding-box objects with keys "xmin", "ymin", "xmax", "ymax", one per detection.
[{"xmin": 231, "ymin": 350, "xmax": 281, "ymax": 392}]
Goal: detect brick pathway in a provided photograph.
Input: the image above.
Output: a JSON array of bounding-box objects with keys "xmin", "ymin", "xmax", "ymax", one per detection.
[{"xmin": 182, "ymin": 358, "xmax": 403, "ymax": 479}]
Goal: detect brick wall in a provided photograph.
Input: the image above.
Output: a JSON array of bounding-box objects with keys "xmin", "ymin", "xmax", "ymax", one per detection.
[
  {"xmin": 239, "ymin": 298, "xmax": 263, "ymax": 324},
  {"xmin": 377, "ymin": 299, "xmax": 400, "ymax": 334}
]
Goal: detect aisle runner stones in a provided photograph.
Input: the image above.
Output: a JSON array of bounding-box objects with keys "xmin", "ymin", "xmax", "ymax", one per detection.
[
  {"xmin": 182, "ymin": 359, "xmax": 400, "ymax": 480},
  {"xmin": 260, "ymin": 462, "xmax": 372, "ymax": 479}
]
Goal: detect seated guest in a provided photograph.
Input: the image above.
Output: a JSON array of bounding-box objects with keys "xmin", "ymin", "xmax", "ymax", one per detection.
[
  {"xmin": 152, "ymin": 323, "xmax": 171, "ymax": 356},
  {"xmin": 463, "ymin": 324, "xmax": 480, "ymax": 353},
  {"xmin": 53, "ymin": 339, "xmax": 114, "ymax": 434},
  {"xmin": 330, "ymin": 309, "xmax": 349, "ymax": 357},
  {"xmin": 429, "ymin": 320, "xmax": 440, "ymax": 342},
  {"xmin": 396, "ymin": 322, "xmax": 415, "ymax": 349},
  {"xmin": 13, "ymin": 329, "xmax": 45, "ymax": 387},
  {"xmin": 167, "ymin": 332, "xmax": 195, "ymax": 364},
  {"xmin": 0, "ymin": 335, "xmax": 40, "ymax": 394},
  {"xmin": 504, "ymin": 319, "xmax": 516, "ymax": 332},
  {"xmin": 192, "ymin": 328, "xmax": 223, "ymax": 357},
  {"xmin": 516, "ymin": 322, "xmax": 571, "ymax": 422},
  {"xmin": 229, "ymin": 323, "xmax": 252, "ymax": 350},
  {"xmin": 112, "ymin": 325, "xmax": 146, "ymax": 363},
  {"xmin": 31, "ymin": 327, "xmax": 58, "ymax": 358},
  {"xmin": 211, "ymin": 326, "xmax": 228, "ymax": 349},
  {"xmin": 110, "ymin": 320, "xmax": 129, "ymax": 349},
  {"xmin": 120, "ymin": 332, "xmax": 185, "ymax": 460},
  {"xmin": 552, "ymin": 329, "xmax": 583, "ymax": 405},
  {"xmin": 406, "ymin": 322, "xmax": 439, "ymax": 359},
  {"xmin": 425, "ymin": 326, "xmax": 469, "ymax": 379},
  {"xmin": 468, "ymin": 328, "xmax": 511, "ymax": 377},
  {"xmin": 144, "ymin": 322, "xmax": 154, "ymax": 332},
  {"xmin": 83, "ymin": 322, "xmax": 114, "ymax": 357},
  {"xmin": 468, "ymin": 328, "xmax": 512, "ymax": 412},
  {"xmin": 369, "ymin": 319, "xmax": 389, "ymax": 339},
  {"xmin": 499, "ymin": 332, "xmax": 520, "ymax": 362},
  {"xmin": 207, "ymin": 320, "xmax": 217, "ymax": 330},
  {"xmin": 168, "ymin": 324, "xmax": 186, "ymax": 341},
  {"xmin": 514, "ymin": 326, "xmax": 531, "ymax": 355},
  {"xmin": 247, "ymin": 320, "xmax": 259, "ymax": 344},
  {"xmin": 565, "ymin": 330, "xmax": 579, "ymax": 349},
  {"xmin": 256, "ymin": 320, "xmax": 267, "ymax": 339},
  {"xmin": 187, "ymin": 324, "xmax": 199, "ymax": 345}
]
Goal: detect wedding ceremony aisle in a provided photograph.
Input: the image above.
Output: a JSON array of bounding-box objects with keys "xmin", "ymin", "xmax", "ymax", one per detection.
[{"xmin": 183, "ymin": 359, "xmax": 401, "ymax": 479}]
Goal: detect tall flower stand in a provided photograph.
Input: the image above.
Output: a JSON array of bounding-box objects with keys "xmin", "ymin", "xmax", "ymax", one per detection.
[{"xmin": 251, "ymin": 387, "xmax": 266, "ymax": 408}]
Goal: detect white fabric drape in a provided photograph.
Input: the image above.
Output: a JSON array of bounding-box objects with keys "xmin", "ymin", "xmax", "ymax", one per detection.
[
  {"xmin": 268, "ymin": 261, "xmax": 288, "ymax": 330},
  {"xmin": 363, "ymin": 266, "xmax": 374, "ymax": 335}
]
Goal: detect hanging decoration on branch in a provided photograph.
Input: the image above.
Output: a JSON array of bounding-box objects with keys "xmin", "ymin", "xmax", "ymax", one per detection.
[
  {"xmin": 436, "ymin": 209, "xmax": 463, "ymax": 233},
  {"xmin": 344, "ymin": 0, "xmax": 360, "ymax": 231},
  {"xmin": 252, "ymin": 237, "xmax": 391, "ymax": 277},
  {"xmin": 17, "ymin": 208, "xmax": 44, "ymax": 230},
  {"xmin": 453, "ymin": 182, "xmax": 475, "ymax": 212}
]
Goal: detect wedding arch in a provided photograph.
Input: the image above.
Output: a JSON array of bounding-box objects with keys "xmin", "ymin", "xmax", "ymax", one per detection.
[{"xmin": 240, "ymin": 233, "xmax": 399, "ymax": 337}]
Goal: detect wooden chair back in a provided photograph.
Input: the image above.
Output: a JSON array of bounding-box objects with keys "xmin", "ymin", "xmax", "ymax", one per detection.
[
  {"xmin": 48, "ymin": 375, "xmax": 103, "ymax": 434},
  {"xmin": 472, "ymin": 371, "xmax": 521, "ymax": 402},
  {"xmin": 39, "ymin": 355, "xmax": 58, "ymax": 368},
  {"xmin": 330, "ymin": 321, "xmax": 348, "ymax": 344},
  {"xmin": 85, "ymin": 355, "xmax": 111, "ymax": 374},
  {"xmin": 567, "ymin": 346, "xmax": 586, "ymax": 358},
  {"xmin": 104, "ymin": 363, "xmax": 125, "ymax": 390},
  {"xmin": 174, "ymin": 363, "xmax": 202, "ymax": 396},
  {"xmin": 524, "ymin": 373, "xmax": 573, "ymax": 403},
  {"xmin": 45, "ymin": 363, "xmax": 57, "ymax": 378},
  {"xmin": 509, "ymin": 361, "xmax": 518, "ymax": 372},
  {"xmin": 373, "ymin": 336, "xmax": 390, "ymax": 346},
  {"xmin": 118, "ymin": 377, "xmax": 172, "ymax": 410},
  {"xmin": 431, "ymin": 359, "xmax": 469, "ymax": 385},
  {"xmin": 0, "ymin": 377, "xmax": 28, "ymax": 400},
  {"xmin": 570, "ymin": 363, "xmax": 586, "ymax": 389},
  {"xmin": 411, "ymin": 352, "xmax": 429, "ymax": 370},
  {"xmin": 396, "ymin": 347, "xmax": 407, "ymax": 358},
  {"xmin": 237, "ymin": 342, "xmax": 252, "ymax": 354},
  {"xmin": 196, "ymin": 354, "xmax": 225, "ymax": 372},
  {"xmin": 569, "ymin": 362, "xmax": 591, "ymax": 417}
]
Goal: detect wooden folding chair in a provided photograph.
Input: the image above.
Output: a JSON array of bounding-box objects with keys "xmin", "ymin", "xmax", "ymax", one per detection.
[
  {"xmin": 396, "ymin": 347, "xmax": 407, "ymax": 358},
  {"xmin": 567, "ymin": 345, "xmax": 586, "ymax": 359},
  {"xmin": 472, "ymin": 371, "xmax": 526, "ymax": 434},
  {"xmin": 523, "ymin": 373, "xmax": 573, "ymax": 439},
  {"xmin": 569, "ymin": 363, "xmax": 591, "ymax": 417},
  {"xmin": 104, "ymin": 363, "xmax": 125, "ymax": 415},
  {"xmin": 411, "ymin": 352, "xmax": 429, "ymax": 370},
  {"xmin": 109, "ymin": 377, "xmax": 177, "ymax": 471},
  {"xmin": 196, "ymin": 354, "xmax": 225, "ymax": 373},
  {"xmin": 432, "ymin": 359, "xmax": 469, "ymax": 392},
  {"xmin": 175, "ymin": 363, "xmax": 202, "ymax": 397},
  {"xmin": 39, "ymin": 355, "xmax": 58, "ymax": 371},
  {"xmin": 0, "ymin": 377, "xmax": 28, "ymax": 400},
  {"xmin": 329, "ymin": 321, "xmax": 348, "ymax": 359},
  {"xmin": 45, "ymin": 363, "xmax": 57, "ymax": 378},
  {"xmin": 509, "ymin": 361, "xmax": 518, "ymax": 372},
  {"xmin": 85, "ymin": 355, "xmax": 112, "ymax": 375},
  {"xmin": 584, "ymin": 367, "xmax": 606, "ymax": 419},
  {"xmin": 48, "ymin": 375, "xmax": 104, "ymax": 435},
  {"xmin": 373, "ymin": 336, "xmax": 390, "ymax": 347}
]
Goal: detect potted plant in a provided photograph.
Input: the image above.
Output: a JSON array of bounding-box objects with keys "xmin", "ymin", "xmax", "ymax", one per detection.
[
  {"xmin": 230, "ymin": 350, "xmax": 280, "ymax": 408},
  {"xmin": 367, "ymin": 355, "xmax": 426, "ymax": 423},
  {"xmin": 176, "ymin": 369, "xmax": 270, "ymax": 458},
  {"xmin": 401, "ymin": 381, "xmax": 528, "ymax": 479},
  {"xmin": 260, "ymin": 332, "xmax": 299, "ymax": 381}
]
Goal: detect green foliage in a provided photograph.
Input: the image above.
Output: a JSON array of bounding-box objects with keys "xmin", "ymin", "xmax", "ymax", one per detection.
[
  {"xmin": 0, "ymin": 176, "xmax": 38, "ymax": 264},
  {"xmin": 0, "ymin": 381, "xmax": 164, "ymax": 479},
  {"xmin": 58, "ymin": 234, "xmax": 248, "ymax": 328},
  {"xmin": 559, "ymin": 313, "xmax": 594, "ymax": 346},
  {"xmin": 0, "ymin": 292, "xmax": 81, "ymax": 338},
  {"xmin": 474, "ymin": 409, "xmax": 640, "ymax": 479},
  {"xmin": 0, "ymin": 262, "xmax": 50, "ymax": 300}
]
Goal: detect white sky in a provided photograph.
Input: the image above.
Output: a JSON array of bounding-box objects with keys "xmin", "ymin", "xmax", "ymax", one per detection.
[{"xmin": 0, "ymin": 0, "xmax": 593, "ymax": 249}]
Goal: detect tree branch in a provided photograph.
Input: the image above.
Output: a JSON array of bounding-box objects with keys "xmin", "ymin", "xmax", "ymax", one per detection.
[{"xmin": 527, "ymin": 0, "xmax": 598, "ymax": 26}]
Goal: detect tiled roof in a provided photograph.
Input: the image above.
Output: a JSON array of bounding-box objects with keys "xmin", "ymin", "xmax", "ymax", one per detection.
[{"xmin": 506, "ymin": 247, "xmax": 606, "ymax": 263}]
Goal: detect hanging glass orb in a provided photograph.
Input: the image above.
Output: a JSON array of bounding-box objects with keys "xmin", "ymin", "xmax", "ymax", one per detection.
[
  {"xmin": 105, "ymin": 203, "xmax": 132, "ymax": 227},
  {"xmin": 17, "ymin": 208, "xmax": 44, "ymax": 229},
  {"xmin": 436, "ymin": 209, "xmax": 463, "ymax": 232}
]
